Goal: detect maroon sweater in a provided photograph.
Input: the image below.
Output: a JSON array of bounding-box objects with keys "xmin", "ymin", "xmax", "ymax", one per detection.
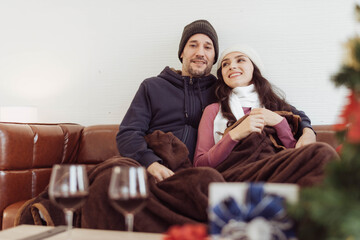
[{"xmin": 193, "ymin": 103, "xmax": 296, "ymax": 167}]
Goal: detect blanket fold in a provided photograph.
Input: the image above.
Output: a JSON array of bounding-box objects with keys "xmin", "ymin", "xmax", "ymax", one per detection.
[{"xmin": 144, "ymin": 130, "xmax": 192, "ymax": 171}]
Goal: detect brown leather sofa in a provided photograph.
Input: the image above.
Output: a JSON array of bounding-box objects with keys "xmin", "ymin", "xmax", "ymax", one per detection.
[{"xmin": 0, "ymin": 122, "xmax": 338, "ymax": 230}]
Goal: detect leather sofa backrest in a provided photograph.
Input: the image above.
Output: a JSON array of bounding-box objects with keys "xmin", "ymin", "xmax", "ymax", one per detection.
[{"xmin": 77, "ymin": 124, "xmax": 120, "ymax": 164}]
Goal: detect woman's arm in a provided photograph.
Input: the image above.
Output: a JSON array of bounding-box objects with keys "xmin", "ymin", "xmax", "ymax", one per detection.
[
  {"xmin": 273, "ymin": 118, "xmax": 297, "ymax": 148},
  {"xmin": 194, "ymin": 104, "xmax": 267, "ymax": 167},
  {"xmin": 193, "ymin": 104, "xmax": 239, "ymax": 167}
]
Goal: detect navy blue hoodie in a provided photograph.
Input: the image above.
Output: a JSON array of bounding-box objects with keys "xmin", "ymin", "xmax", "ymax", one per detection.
[
  {"xmin": 116, "ymin": 66, "xmax": 313, "ymax": 168},
  {"xmin": 116, "ymin": 66, "xmax": 217, "ymax": 167}
]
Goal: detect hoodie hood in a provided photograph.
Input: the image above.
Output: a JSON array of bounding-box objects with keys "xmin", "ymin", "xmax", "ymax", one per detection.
[{"xmin": 158, "ymin": 66, "xmax": 217, "ymax": 120}]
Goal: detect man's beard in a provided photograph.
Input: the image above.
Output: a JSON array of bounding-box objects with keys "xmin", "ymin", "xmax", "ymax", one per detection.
[{"xmin": 188, "ymin": 64, "xmax": 212, "ymax": 78}]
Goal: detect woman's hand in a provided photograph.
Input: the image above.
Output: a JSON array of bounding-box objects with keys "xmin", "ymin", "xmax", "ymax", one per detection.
[
  {"xmin": 250, "ymin": 108, "xmax": 283, "ymax": 126},
  {"xmin": 147, "ymin": 162, "xmax": 174, "ymax": 183},
  {"xmin": 229, "ymin": 114, "xmax": 265, "ymax": 141}
]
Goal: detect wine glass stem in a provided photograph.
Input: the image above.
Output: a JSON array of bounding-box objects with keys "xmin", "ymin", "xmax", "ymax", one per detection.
[
  {"xmin": 64, "ymin": 209, "xmax": 73, "ymax": 239},
  {"xmin": 125, "ymin": 213, "xmax": 134, "ymax": 232}
]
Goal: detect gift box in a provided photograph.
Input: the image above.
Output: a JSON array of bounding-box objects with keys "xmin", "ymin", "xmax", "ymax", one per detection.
[{"xmin": 208, "ymin": 182, "xmax": 299, "ymax": 240}]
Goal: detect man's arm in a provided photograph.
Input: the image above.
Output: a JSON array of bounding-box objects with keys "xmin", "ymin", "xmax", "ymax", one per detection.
[
  {"xmin": 116, "ymin": 82, "xmax": 173, "ymax": 181},
  {"xmin": 290, "ymin": 105, "xmax": 316, "ymax": 148},
  {"xmin": 295, "ymin": 127, "xmax": 316, "ymax": 148}
]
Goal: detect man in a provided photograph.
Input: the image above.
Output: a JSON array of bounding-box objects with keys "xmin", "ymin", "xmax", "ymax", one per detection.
[{"xmin": 116, "ymin": 19, "xmax": 315, "ymax": 183}]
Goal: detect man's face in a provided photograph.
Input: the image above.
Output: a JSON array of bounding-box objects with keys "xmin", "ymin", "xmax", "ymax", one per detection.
[{"xmin": 180, "ymin": 33, "xmax": 215, "ymax": 78}]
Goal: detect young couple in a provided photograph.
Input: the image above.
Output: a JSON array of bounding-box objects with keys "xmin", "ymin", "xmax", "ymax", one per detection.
[{"xmin": 88, "ymin": 20, "xmax": 338, "ymax": 232}]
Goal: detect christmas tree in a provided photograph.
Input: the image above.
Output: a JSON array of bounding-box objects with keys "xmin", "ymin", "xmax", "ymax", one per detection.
[{"xmin": 289, "ymin": 5, "xmax": 360, "ymax": 240}]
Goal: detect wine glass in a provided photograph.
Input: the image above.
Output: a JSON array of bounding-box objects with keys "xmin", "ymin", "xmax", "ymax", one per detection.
[
  {"xmin": 108, "ymin": 166, "xmax": 149, "ymax": 231},
  {"xmin": 49, "ymin": 164, "xmax": 89, "ymax": 239}
]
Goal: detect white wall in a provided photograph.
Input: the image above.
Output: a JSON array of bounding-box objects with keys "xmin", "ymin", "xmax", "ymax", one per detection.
[{"xmin": 0, "ymin": 0, "xmax": 356, "ymax": 126}]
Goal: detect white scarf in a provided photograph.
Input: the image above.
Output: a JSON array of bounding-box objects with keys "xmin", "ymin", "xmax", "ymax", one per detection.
[{"xmin": 213, "ymin": 84, "xmax": 261, "ymax": 143}]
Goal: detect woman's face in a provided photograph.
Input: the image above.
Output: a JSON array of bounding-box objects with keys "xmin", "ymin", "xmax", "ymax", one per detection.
[{"xmin": 221, "ymin": 51, "xmax": 254, "ymax": 88}]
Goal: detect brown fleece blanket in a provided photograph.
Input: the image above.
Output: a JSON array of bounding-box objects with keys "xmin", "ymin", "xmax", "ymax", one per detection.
[
  {"xmin": 80, "ymin": 157, "xmax": 224, "ymax": 232},
  {"xmin": 217, "ymin": 112, "xmax": 338, "ymax": 186},
  {"xmin": 16, "ymin": 156, "xmax": 224, "ymax": 232},
  {"xmin": 217, "ymin": 128, "xmax": 338, "ymax": 186},
  {"xmin": 16, "ymin": 112, "xmax": 338, "ymax": 231}
]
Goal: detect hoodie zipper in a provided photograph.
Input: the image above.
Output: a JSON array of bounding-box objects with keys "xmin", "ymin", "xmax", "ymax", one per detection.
[
  {"xmin": 182, "ymin": 124, "xmax": 190, "ymax": 143},
  {"xmin": 188, "ymin": 78, "xmax": 195, "ymax": 125},
  {"xmin": 183, "ymin": 78, "xmax": 193, "ymax": 143}
]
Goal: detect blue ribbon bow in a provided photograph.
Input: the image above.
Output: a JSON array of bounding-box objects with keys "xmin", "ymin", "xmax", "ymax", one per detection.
[{"xmin": 209, "ymin": 183, "xmax": 295, "ymax": 239}]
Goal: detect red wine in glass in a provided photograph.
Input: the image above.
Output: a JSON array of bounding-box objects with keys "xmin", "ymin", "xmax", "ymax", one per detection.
[
  {"xmin": 53, "ymin": 192, "xmax": 89, "ymax": 210},
  {"xmin": 49, "ymin": 164, "xmax": 89, "ymax": 239},
  {"xmin": 108, "ymin": 166, "xmax": 149, "ymax": 231},
  {"xmin": 110, "ymin": 197, "xmax": 147, "ymax": 215}
]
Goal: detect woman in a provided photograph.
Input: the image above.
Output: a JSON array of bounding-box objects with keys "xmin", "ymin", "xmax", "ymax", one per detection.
[
  {"xmin": 194, "ymin": 44, "xmax": 300, "ymax": 167},
  {"xmin": 193, "ymin": 45, "xmax": 338, "ymax": 187}
]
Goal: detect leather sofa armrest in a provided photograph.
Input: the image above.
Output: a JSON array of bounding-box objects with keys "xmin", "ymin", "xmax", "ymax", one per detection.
[
  {"xmin": 0, "ymin": 122, "xmax": 84, "ymax": 229},
  {"xmin": 2, "ymin": 200, "xmax": 28, "ymax": 230}
]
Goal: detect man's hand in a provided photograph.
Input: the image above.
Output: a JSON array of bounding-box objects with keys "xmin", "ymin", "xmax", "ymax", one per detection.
[
  {"xmin": 147, "ymin": 162, "xmax": 174, "ymax": 183},
  {"xmin": 295, "ymin": 127, "xmax": 316, "ymax": 148}
]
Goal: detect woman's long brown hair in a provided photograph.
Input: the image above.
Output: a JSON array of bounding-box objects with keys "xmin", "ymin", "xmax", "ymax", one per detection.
[{"xmin": 215, "ymin": 64, "xmax": 292, "ymax": 127}]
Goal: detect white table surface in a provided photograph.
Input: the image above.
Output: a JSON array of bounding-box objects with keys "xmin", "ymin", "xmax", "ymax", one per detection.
[{"xmin": 0, "ymin": 225, "xmax": 165, "ymax": 240}]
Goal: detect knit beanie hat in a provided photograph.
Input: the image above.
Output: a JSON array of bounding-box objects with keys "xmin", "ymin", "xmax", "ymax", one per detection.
[
  {"xmin": 217, "ymin": 44, "xmax": 265, "ymax": 74},
  {"xmin": 178, "ymin": 19, "xmax": 219, "ymax": 64}
]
